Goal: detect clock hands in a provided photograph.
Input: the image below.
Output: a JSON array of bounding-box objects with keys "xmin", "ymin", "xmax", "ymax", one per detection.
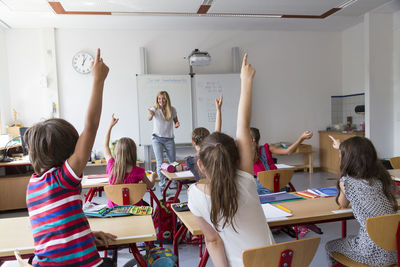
[{"xmin": 82, "ymin": 55, "xmax": 87, "ymax": 66}]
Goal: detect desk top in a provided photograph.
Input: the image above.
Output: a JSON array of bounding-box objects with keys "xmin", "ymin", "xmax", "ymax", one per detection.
[
  {"xmin": 161, "ymin": 170, "xmax": 195, "ymax": 181},
  {"xmin": 0, "ymin": 215, "xmax": 156, "ymax": 257},
  {"xmin": 173, "ymin": 197, "xmax": 354, "ymax": 236},
  {"xmin": 388, "ymin": 169, "xmax": 400, "ymax": 179}
]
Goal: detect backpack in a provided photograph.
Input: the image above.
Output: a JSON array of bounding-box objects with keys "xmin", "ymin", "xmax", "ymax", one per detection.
[
  {"xmin": 153, "ymin": 197, "xmax": 179, "ymax": 242},
  {"xmin": 146, "ymin": 246, "xmax": 177, "ymax": 267}
]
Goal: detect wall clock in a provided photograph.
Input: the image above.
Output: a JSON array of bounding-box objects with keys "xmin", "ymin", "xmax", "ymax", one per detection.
[{"xmin": 72, "ymin": 51, "xmax": 94, "ymax": 74}]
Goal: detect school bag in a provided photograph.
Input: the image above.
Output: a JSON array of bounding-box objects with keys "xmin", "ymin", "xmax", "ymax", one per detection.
[
  {"xmin": 146, "ymin": 246, "xmax": 177, "ymax": 267},
  {"xmin": 153, "ymin": 196, "xmax": 179, "ymax": 242}
]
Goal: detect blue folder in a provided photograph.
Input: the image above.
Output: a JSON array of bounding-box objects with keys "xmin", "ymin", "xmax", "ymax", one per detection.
[
  {"xmin": 259, "ymin": 192, "xmax": 304, "ymax": 204},
  {"xmin": 315, "ymin": 187, "xmax": 338, "ymax": 197}
]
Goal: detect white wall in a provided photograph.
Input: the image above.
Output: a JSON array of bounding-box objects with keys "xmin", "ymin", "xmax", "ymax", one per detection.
[
  {"xmin": 393, "ymin": 10, "xmax": 400, "ymax": 156},
  {"xmin": 364, "ymin": 12, "xmax": 394, "ymax": 158},
  {"xmin": 342, "ymin": 22, "xmax": 365, "ymax": 95},
  {"xmin": 6, "ymin": 29, "xmax": 56, "ymax": 127},
  {"xmin": 3, "ymin": 29, "xmax": 342, "ymax": 165},
  {"xmin": 0, "ymin": 28, "xmax": 10, "ymax": 133}
]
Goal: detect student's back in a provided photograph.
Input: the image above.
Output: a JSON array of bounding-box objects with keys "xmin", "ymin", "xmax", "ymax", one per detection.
[{"xmin": 188, "ymin": 168, "xmax": 274, "ymax": 266}]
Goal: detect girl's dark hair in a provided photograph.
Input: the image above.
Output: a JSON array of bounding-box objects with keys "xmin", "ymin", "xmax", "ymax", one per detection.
[
  {"xmin": 192, "ymin": 127, "xmax": 210, "ymax": 146},
  {"xmin": 24, "ymin": 118, "xmax": 79, "ymax": 175},
  {"xmin": 337, "ymin": 136, "xmax": 398, "ymax": 211},
  {"xmin": 198, "ymin": 132, "xmax": 239, "ymax": 231},
  {"xmin": 250, "ymin": 127, "xmax": 260, "ymax": 163}
]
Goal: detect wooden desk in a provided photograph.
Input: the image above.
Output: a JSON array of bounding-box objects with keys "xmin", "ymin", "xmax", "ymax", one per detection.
[
  {"xmin": 161, "ymin": 170, "xmax": 195, "ymax": 202},
  {"xmin": 274, "ymin": 144, "xmax": 314, "ymax": 173},
  {"xmin": 388, "ymin": 169, "xmax": 400, "ymax": 179},
  {"xmin": 0, "ymin": 215, "xmax": 156, "ymax": 266},
  {"xmin": 172, "ymin": 197, "xmax": 355, "ymax": 267}
]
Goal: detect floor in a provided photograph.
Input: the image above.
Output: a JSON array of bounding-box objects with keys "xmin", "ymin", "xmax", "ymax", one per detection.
[{"xmin": 0, "ymin": 170, "xmax": 360, "ymax": 267}]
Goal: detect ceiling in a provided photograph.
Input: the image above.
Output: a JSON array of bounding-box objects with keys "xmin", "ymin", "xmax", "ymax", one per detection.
[{"xmin": 0, "ymin": 0, "xmax": 398, "ymax": 31}]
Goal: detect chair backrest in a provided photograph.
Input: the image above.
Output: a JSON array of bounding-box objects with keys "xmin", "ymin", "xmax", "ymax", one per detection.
[
  {"xmin": 242, "ymin": 237, "xmax": 320, "ymax": 267},
  {"xmin": 366, "ymin": 213, "xmax": 400, "ymax": 252},
  {"xmin": 258, "ymin": 169, "xmax": 294, "ymax": 192},
  {"xmin": 14, "ymin": 250, "xmax": 33, "ymax": 267},
  {"xmin": 390, "ymin": 157, "xmax": 400, "ymax": 169},
  {"xmin": 104, "ymin": 183, "xmax": 147, "ymax": 205}
]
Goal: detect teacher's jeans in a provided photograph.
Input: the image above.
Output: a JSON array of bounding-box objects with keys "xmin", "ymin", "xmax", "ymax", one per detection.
[{"xmin": 152, "ymin": 136, "xmax": 176, "ymax": 190}]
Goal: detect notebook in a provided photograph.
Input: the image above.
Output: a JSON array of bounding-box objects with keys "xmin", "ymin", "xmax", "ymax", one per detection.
[
  {"xmin": 315, "ymin": 187, "xmax": 338, "ymax": 197},
  {"xmin": 262, "ymin": 203, "xmax": 292, "ymax": 222},
  {"xmin": 259, "ymin": 192, "xmax": 304, "ymax": 204}
]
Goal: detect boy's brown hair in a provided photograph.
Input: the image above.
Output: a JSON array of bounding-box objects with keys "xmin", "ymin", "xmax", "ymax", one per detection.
[
  {"xmin": 24, "ymin": 118, "xmax": 79, "ymax": 175},
  {"xmin": 192, "ymin": 127, "xmax": 210, "ymax": 146}
]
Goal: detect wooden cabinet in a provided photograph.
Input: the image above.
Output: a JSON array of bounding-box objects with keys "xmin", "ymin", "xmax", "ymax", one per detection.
[
  {"xmin": 319, "ymin": 131, "xmax": 364, "ymax": 174},
  {"xmin": 0, "ymin": 174, "xmax": 31, "ymax": 211}
]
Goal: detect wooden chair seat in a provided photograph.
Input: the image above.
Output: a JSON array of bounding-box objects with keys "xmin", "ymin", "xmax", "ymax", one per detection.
[
  {"xmin": 332, "ymin": 213, "xmax": 400, "ymax": 267},
  {"xmin": 258, "ymin": 169, "xmax": 295, "ymax": 192},
  {"xmin": 390, "ymin": 157, "xmax": 400, "ymax": 169},
  {"xmin": 104, "ymin": 183, "xmax": 147, "ymax": 205},
  {"xmin": 242, "ymin": 237, "xmax": 320, "ymax": 267}
]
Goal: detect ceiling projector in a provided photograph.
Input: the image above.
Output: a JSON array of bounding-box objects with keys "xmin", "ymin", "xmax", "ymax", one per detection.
[{"xmin": 189, "ymin": 49, "xmax": 211, "ymax": 66}]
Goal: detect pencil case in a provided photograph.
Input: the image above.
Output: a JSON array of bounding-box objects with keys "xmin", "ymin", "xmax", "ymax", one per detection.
[
  {"xmin": 172, "ymin": 203, "xmax": 190, "ymax": 212},
  {"xmin": 161, "ymin": 163, "xmax": 175, "ymax": 173}
]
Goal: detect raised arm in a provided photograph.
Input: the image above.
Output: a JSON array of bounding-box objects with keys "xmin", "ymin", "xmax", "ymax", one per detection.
[
  {"xmin": 270, "ymin": 131, "xmax": 313, "ymax": 155},
  {"xmin": 148, "ymin": 108, "xmax": 155, "ymax": 121},
  {"xmin": 236, "ymin": 53, "xmax": 255, "ymax": 174},
  {"xmin": 68, "ymin": 48, "xmax": 109, "ymax": 176},
  {"xmin": 215, "ymin": 95, "xmax": 223, "ymax": 132},
  {"xmin": 104, "ymin": 114, "xmax": 119, "ymax": 162}
]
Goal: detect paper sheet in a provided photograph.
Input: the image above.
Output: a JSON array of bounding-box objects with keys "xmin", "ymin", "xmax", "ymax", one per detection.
[
  {"xmin": 331, "ymin": 208, "xmax": 353, "ymax": 214},
  {"xmin": 262, "ymin": 203, "xmax": 292, "ymax": 221},
  {"xmin": 82, "ymin": 177, "xmax": 109, "ymax": 186},
  {"xmin": 275, "ymin": 164, "xmax": 295, "ymax": 169},
  {"xmin": 174, "ymin": 170, "xmax": 194, "ymax": 178}
]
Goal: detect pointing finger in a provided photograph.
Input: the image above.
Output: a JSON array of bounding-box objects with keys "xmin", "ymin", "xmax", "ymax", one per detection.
[{"xmin": 242, "ymin": 53, "xmax": 248, "ymax": 68}]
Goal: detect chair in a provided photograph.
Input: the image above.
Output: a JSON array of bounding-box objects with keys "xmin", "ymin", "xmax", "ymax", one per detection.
[
  {"xmin": 390, "ymin": 157, "xmax": 400, "ymax": 169},
  {"xmin": 242, "ymin": 237, "xmax": 320, "ymax": 267},
  {"xmin": 104, "ymin": 183, "xmax": 147, "ymax": 205},
  {"xmin": 14, "ymin": 250, "xmax": 33, "ymax": 267},
  {"xmin": 332, "ymin": 213, "xmax": 400, "ymax": 267},
  {"xmin": 258, "ymin": 169, "xmax": 296, "ymax": 192}
]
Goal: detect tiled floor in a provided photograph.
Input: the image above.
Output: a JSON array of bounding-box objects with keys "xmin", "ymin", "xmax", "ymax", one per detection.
[{"xmin": 0, "ymin": 171, "xmax": 359, "ymax": 267}]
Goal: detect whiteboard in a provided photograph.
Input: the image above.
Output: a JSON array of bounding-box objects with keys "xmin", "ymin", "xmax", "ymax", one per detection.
[
  {"xmin": 193, "ymin": 74, "xmax": 241, "ymax": 138},
  {"xmin": 137, "ymin": 75, "xmax": 192, "ymax": 146}
]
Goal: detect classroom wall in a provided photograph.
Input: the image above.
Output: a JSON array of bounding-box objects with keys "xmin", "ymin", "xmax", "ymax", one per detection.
[
  {"xmin": 342, "ymin": 22, "xmax": 365, "ymax": 95},
  {"xmin": 393, "ymin": 10, "xmax": 400, "ymax": 156},
  {"xmin": 364, "ymin": 12, "xmax": 394, "ymax": 159},
  {"xmin": 0, "ymin": 28, "xmax": 10, "ymax": 134},
  {"xmin": 5, "ymin": 29, "xmax": 55, "ymax": 127},
  {"xmin": 3, "ymin": 29, "xmax": 342, "ymax": 165}
]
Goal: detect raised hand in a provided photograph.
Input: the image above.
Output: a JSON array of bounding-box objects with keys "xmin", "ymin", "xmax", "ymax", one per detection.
[
  {"xmin": 301, "ymin": 131, "xmax": 313, "ymax": 140},
  {"xmin": 329, "ymin": 135, "xmax": 341, "ymax": 150},
  {"xmin": 240, "ymin": 53, "xmax": 256, "ymax": 81},
  {"xmin": 92, "ymin": 48, "xmax": 109, "ymax": 83},
  {"xmin": 109, "ymin": 113, "xmax": 119, "ymax": 128},
  {"xmin": 215, "ymin": 95, "xmax": 223, "ymax": 110}
]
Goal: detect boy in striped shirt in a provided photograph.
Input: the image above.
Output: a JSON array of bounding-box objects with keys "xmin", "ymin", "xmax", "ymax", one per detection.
[{"xmin": 25, "ymin": 49, "xmax": 115, "ymax": 267}]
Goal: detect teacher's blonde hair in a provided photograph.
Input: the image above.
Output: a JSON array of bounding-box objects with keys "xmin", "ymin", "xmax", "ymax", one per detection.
[{"xmin": 154, "ymin": 91, "xmax": 173, "ymax": 121}]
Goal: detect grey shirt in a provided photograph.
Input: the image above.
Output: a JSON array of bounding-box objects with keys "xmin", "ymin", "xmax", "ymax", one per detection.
[{"xmin": 150, "ymin": 106, "xmax": 177, "ymax": 138}]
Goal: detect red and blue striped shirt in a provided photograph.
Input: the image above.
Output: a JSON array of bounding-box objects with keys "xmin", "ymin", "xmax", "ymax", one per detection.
[{"xmin": 26, "ymin": 161, "xmax": 102, "ymax": 267}]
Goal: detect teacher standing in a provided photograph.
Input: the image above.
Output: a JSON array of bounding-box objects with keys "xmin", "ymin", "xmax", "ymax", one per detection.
[{"xmin": 148, "ymin": 91, "xmax": 180, "ymax": 192}]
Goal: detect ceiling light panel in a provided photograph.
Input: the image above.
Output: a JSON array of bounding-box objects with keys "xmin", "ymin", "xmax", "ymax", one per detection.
[
  {"xmin": 1, "ymin": 0, "xmax": 52, "ymax": 12},
  {"xmin": 60, "ymin": 0, "xmax": 199, "ymax": 13},
  {"xmin": 210, "ymin": 0, "xmax": 344, "ymax": 15}
]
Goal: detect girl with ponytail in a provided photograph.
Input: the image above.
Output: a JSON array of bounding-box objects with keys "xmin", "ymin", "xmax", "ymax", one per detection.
[
  {"xmin": 104, "ymin": 114, "xmax": 155, "ymax": 207},
  {"xmin": 187, "ymin": 54, "xmax": 274, "ymax": 267}
]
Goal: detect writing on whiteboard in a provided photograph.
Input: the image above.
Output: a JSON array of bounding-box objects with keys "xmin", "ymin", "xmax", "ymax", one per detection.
[{"xmin": 198, "ymin": 81, "xmax": 223, "ymax": 123}]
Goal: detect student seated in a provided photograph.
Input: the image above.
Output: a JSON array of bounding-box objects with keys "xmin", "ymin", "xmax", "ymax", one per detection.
[
  {"xmin": 103, "ymin": 114, "xmax": 155, "ymax": 207},
  {"xmin": 186, "ymin": 95, "xmax": 222, "ymax": 181},
  {"xmin": 326, "ymin": 136, "xmax": 397, "ymax": 267},
  {"xmin": 188, "ymin": 54, "xmax": 274, "ymax": 267},
  {"xmin": 25, "ymin": 49, "xmax": 116, "ymax": 266}
]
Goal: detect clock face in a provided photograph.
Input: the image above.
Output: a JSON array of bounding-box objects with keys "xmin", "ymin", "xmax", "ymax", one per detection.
[{"xmin": 72, "ymin": 52, "xmax": 94, "ymax": 74}]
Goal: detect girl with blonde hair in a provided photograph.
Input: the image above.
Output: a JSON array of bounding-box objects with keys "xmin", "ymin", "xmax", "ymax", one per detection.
[
  {"xmin": 104, "ymin": 114, "xmax": 155, "ymax": 207},
  {"xmin": 148, "ymin": 91, "xmax": 180, "ymax": 192}
]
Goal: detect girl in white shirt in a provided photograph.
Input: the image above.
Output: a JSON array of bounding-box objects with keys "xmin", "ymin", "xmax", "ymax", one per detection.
[
  {"xmin": 148, "ymin": 91, "xmax": 180, "ymax": 191},
  {"xmin": 188, "ymin": 54, "xmax": 274, "ymax": 267}
]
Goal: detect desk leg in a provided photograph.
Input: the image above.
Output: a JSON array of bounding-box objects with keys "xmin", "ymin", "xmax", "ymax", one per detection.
[
  {"xmin": 85, "ymin": 188, "xmax": 97, "ymax": 203},
  {"xmin": 171, "ymin": 182, "xmax": 183, "ymax": 203},
  {"xmin": 309, "ymin": 152, "xmax": 313, "ymax": 173},
  {"xmin": 199, "ymin": 235, "xmax": 203, "ymax": 258},
  {"xmin": 130, "ymin": 243, "xmax": 148, "ymax": 267},
  {"xmin": 199, "ymin": 248, "xmax": 209, "ymax": 267},
  {"xmin": 173, "ymin": 225, "xmax": 188, "ymax": 267},
  {"xmin": 162, "ymin": 180, "xmax": 172, "ymax": 201},
  {"xmin": 341, "ymin": 220, "xmax": 347, "ymax": 238}
]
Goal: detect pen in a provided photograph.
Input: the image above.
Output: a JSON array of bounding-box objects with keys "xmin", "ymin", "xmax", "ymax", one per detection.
[{"xmin": 276, "ymin": 204, "xmax": 291, "ymax": 213}]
